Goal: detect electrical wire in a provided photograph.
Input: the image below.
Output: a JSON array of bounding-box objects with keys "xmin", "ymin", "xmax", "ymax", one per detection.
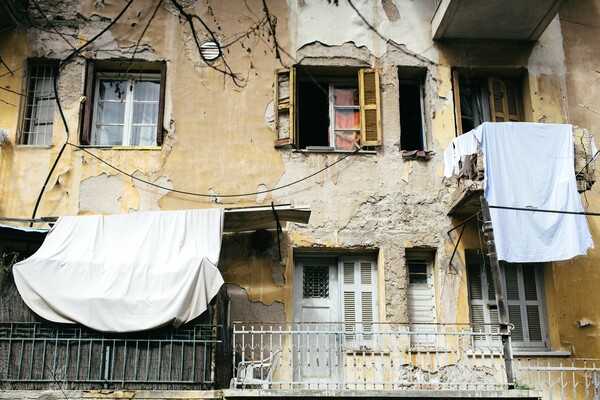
[
  {"xmin": 489, "ymin": 205, "xmax": 600, "ymax": 216},
  {"xmin": 68, "ymin": 142, "xmax": 362, "ymax": 198},
  {"xmin": 30, "ymin": 0, "xmax": 134, "ymax": 226}
]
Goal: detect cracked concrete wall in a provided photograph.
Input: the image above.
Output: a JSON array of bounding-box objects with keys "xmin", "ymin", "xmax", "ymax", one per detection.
[{"xmin": 0, "ymin": 0, "xmax": 597, "ymax": 360}]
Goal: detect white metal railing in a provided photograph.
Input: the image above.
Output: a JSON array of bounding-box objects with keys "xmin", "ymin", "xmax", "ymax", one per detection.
[
  {"xmin": 516, "ymin": 358, "xmax": 600, "ymax": 399},
  {"xmin": 232, "ymin": 322, "xmax": 508, "ymax": 390}
]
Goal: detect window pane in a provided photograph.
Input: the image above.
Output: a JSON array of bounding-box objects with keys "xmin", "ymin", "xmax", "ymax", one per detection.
[
  {"xmin": 130, "ymin": 126, "xmax": 156, "ymax": 146},
  {"xmin": 132, "ymin": 103, "xmax": 158, "ymax": 124},
  {"xmin": 97, "ymin": 102, "xmax": 126, "ymax": 124},
  {"xmin": 334, "ymin": 131, "xmax": 359, "ymax": 150},
  {"xmin": 96, "ymin": 126, "xmax": 123, "ymax": 146},
  {"xmin": 99, "ymin": 80, "xmax": 128, "ymax": 101},
  {"xmin": 333, "ymin": 87, "xmax": 358, "ymax": 106},
  {"xmin": 134, "ymin": 81, "xmax": 160, "ymax": 101},
  {"xmin": 23, "ymin": 63, "xmax": 57, "ymax": 146},
  {"xmin": 335, "ymin": 109, "xmax": 360, "ymax": 130}
]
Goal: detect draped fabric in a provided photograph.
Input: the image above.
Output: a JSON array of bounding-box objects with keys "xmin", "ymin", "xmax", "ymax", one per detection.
[
  {"xmin": 478, "ymin": 122, "xmax": 593, "ymax": 262},
  {"xmin": 14, "ymin": 209, "xmax": 224, "ymax": 333}
]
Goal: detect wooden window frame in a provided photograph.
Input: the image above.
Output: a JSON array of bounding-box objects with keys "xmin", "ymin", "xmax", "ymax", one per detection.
[
  {"xmin": 453, "ymin": 72, "xmax": 523, "ymax": 135},
  {"xmin": 274, "ymin": 67, "xmax": 381, "ymax": 150},
  {"xmin": 80, "ymin": 60, "xmax": 166, "ymax": 146}
]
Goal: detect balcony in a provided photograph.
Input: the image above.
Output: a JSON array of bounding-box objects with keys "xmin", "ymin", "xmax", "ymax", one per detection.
[
  {"xmin": 231, "ymin": 322, "xmax": 511, "ymax": 391},
  {"xmin": 0, "ymin": 321, "xmax": 225, "ymax": 389},
  {"xmin": 447, "ymin": 126, "xmax": 596, "ymax": 216},
  {"xmin": 431, "ymin": 0, "xmax": 561, "ymax": 41}
]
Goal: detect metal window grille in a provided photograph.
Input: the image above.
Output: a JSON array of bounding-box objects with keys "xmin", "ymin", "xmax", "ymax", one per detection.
[
  {"xmin": 303, "ymin": 266, "xmax": 329, "ymax": 298},
  {"xmin": 22, "ymin": 63, "xmax": 57, "ymax": 146}
]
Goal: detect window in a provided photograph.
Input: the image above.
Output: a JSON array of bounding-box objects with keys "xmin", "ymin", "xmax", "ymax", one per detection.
[
  {"xmin": 275, "ymin": 67, "xmax": 381, "ymax": 151},
  {"xmin": 407, "ymin": 251, "xmax": 437, "ymax": 346},
  {"xmin": 453, "ymin": 71, "xmax": 523, "ymax": 134},
  {"xmin": 294, "ymin": 255, "xmax": 378, "ymax": 343},
  {"xmin": 467, "ymin": 257, "xmax": 548, "ymax": 350},
  {"xmin": 81, "ymin": 61, "xmax": 166, "ymax": 146},
  {"xmin": 20, "ymin": 61, "xmax": 58, "ymax": 146},
  {"xmin": 399, "ymin": 67, "xmax": 427, "ymax": 151}
]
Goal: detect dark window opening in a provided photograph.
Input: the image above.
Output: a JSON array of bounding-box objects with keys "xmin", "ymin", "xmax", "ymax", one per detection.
[
  {"xmin": 399, "ymin": 79, "xmax": 425, "ymax": 151},
  {"xmin": 298, "ymin": 79, "xmax": 330, "ymax": 149}
]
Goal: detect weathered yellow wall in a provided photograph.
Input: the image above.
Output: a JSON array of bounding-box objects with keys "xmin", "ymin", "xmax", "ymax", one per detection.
[{"xmin": 1, "ymin": 1, "xmax": 599, "ymax": 370}]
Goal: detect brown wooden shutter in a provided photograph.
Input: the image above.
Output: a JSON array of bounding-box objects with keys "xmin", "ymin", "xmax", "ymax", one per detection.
[
  {"xmin": 155, "ymin": 61, "xmax": 167, "ymax": 146},
  {"xmin": 452, "ymin": 71, "xmax": 464, "ymax": 134},
  {"xmin": 274, "ymin": 67, "xmax": 295, "ymax": 147},
  {"xmin": 359, "ymin": 68, "xmax": 381, "ymax": 146},
  {"xmin": 80, "ymin": 60, "xmax": 96, "ymax": 145},
  {"xmin": 488, "ymin": 77, "xmax": 522, "ymax": 123}
]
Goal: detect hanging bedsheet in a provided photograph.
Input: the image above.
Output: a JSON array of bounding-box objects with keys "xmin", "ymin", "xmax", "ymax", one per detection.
[
  {"xmin": 477, "ymin": 122, "xmax": 593, "ymax": 262},
  {"xmin": 13, "ymin": 209, "xmax": 224, "ymax": 332}
]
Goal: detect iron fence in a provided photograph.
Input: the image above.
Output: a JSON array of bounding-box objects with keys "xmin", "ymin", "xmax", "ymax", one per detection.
[
  {"xmin": 0, "ymin": 322, "xmax": 220, "ymax": 389},
  {"xmin": 232, "ymin": 322, "xmax": 508, "ymax": 390},
  {"xmin": 516, "ymin": 358, "xmax": 600, "ymax": 399}
]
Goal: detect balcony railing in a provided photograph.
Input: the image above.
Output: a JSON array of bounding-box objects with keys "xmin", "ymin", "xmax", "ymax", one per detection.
[
  {"xmin": 0, "ymin": 322, "xmax": 220, "ymax": 389},
  {"xmin": 515, "ymin": 358, "xmax": 600, "ymax": 399},
  {"xmin": 231, "ymin": 322, "xmax": 508, "ymax": 390}
]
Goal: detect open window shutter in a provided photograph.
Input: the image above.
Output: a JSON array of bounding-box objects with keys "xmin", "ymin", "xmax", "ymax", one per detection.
[
  {"xmin": 488, "ymin": 77, "xmax": 508, "ymax": 122},
  {"xmin": 155, "ymin": 61, "xmax": 167, "ymax": 146},
  {"xmin": 504, "ymin": 80, "xmax": 522, "ymax": 122},
  {"xmin": 488, "ymin": 77, "xmax": 522, "ymax": 123},
  {"xmin": 274, "ymin": 67, "xmax": 296, "ymax": 147},
  {"xmin": 359, "ymin": 68, "xmax": 381, "ymax": 146},
  {"xmin": 521, "ymin": 265, "xmax": 546, "ymax": 347},
  {"xmin": 468, "ymin": 262, "xmax": 486, "ymax": 335},
  {"xmin": 452, "ymin": 71, "xmax": 464, "ymax": 134},
  {"xmin": 80, "ymin": 60, "xmax": 96, "ymax": 145}
]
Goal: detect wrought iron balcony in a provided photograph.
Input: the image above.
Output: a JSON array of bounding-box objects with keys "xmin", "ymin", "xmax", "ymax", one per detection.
[{"xmin": 231, "ymin": 322, "xmax": 508, "ymax": 390}]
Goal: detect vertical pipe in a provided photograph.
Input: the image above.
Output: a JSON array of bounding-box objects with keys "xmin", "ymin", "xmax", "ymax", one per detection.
[{"xmin": 480, "ymin": 197, "xmax": 515, "ymax": 387}]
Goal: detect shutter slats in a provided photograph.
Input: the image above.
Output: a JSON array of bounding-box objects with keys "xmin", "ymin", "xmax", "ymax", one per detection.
[
  {"xmin": 360, "ymin": 262, "xmax": 372, "ymax": 284},
  {"xmin": 508, "ymin": 304, "xmax": 523, "ymax": 341},
  {"xmin": 523, "ymin": 267, "xmax": 538, "ymax": 301},
  {"xmin": 274, "ymin": 68, "xmax": 295, "ymax": 147},
  {"xmin": 527, "ymin": 305, "xmax": 542, "ymax": 341},
  {"xmin": 468, "ymin": 263, "xmax": 483, "ymax": 300},
  {"xmin": 505, "ymin": 267, "xmax": 520, "ymax": 300},
  {"xmin": 358, "ymin": 68, "xmax": 381, "ymax": 146},
  {"xmin": 343, "ymin": 261, "xmax": 355, "ymax": 284}
]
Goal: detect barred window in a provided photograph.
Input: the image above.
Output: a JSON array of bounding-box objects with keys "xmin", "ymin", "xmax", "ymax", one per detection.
[{"xmin": 21, "ymin": 62, "xmax": 58, "ymax": 146}]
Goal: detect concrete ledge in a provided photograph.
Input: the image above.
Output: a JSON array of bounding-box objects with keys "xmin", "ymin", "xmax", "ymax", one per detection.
[
  {"xmin": 0, "ymin": 390, "xmax": 223, "ymax": 400},
  {"xmin": 223, "ymin": 389, "xmax": 542, "ymax": 399},
  {"xmin": 0, "ymin": 390, "xmax": 543, "ymax": 400}
]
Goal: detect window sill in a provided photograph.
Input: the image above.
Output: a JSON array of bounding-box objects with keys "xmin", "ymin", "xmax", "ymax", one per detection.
[
  {"xmin": 77, "ymin": 145, "xmax": 161, "ymax": 151},
  {"xmin": 16, "ymin": 145, "xmax": 53, "ymax": 149},
  {"xmin": 513, "ymin": 350, "xmax": 572, "ymax": 358},
  {"xmin": 294, "ymin": 147, "xmax": 377, "ymax": 154}
]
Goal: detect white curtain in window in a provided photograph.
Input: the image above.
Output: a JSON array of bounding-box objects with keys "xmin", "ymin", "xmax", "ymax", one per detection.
[{"xmin": 13, "ymin": 209, "xmax": 224, "ymax": 333}]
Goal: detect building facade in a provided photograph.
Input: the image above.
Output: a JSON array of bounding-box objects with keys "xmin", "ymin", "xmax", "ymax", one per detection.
[{"xmin": 0, "ymin": 0, "xmax": 599, "ymax": 398}]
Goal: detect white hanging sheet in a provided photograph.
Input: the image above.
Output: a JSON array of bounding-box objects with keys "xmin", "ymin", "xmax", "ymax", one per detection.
[
  {"xmin": 479, "ymin": 122, "xmax": 593, "ymax": 262},
  {"xmin": 14, "ymin": 209, "xmax": 224, "ymax": 332}
]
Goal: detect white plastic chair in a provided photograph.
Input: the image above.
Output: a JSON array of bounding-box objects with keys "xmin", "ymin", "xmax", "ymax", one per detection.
[{"xmin": 230, "ymin": 350, "xmax": 281, "ymax": 389}]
